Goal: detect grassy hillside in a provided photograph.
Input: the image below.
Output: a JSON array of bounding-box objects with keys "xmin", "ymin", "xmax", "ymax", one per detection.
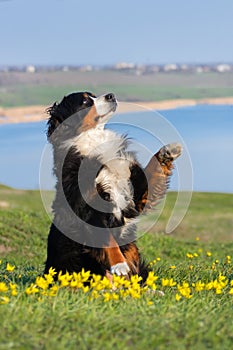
[
  {"xmin": 0, "ymin": 186, "xmax": 233, "ymax": 349},
  {"xmin": 1, "ymin": 71, "xmax": 233, "ymax": 107}
]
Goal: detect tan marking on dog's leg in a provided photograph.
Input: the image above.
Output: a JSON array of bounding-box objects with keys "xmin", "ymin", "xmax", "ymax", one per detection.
[
  {"xmin": 104, "ymin": 234, "xmax": 130, "ymax": 276},
  {"xmin": 103, "ymin": 234, "xmax": 125, "ymax": 266}
]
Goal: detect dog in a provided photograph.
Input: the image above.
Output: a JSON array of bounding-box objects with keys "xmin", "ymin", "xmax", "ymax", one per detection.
[{"xmin": 44, "ymin": 91, "xmax": 181, "ymax": 282}]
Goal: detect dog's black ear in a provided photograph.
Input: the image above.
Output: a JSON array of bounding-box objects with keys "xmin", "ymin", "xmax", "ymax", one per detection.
[
  {"xmin": 46, "ymin": 102, "xmax": 62, "ymax": 139},
  {"xmin": 46, "ymin": 94, "xmax": 84, "ymax": 139},
  {"xmin": 46, "ymin": 102, "xmax": 62, "ymax": 138},
  {"xmin": 46, "ymin": 92, "xmax": 96, "ymax": 142}
]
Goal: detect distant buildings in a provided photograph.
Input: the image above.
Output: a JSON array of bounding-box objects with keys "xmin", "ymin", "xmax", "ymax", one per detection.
[
  {"xmin": 0, "ymin": 62, "xmax": 233, "ymax": 74},
  {"xmin": 215, "ymin": 64, "xmax": 231, "ymax": 73},
  {"xmin": 26, "ymin": 65, "xmax": 36, "ymax": 73},
  {"xmin": 111, "ymin": 62, "xmax": 233, "ymax": 74}
]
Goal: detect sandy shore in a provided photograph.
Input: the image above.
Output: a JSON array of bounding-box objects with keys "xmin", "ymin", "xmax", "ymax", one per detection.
[{"xmin": 0, "ymin": 97, "xmax": 233, "ymax": 124}]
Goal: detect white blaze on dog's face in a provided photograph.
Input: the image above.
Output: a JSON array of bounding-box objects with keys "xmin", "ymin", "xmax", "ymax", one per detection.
[
  {"xmin": 80, "ymin": 93, "xmax": 117, "ymax": 131},
  {"xmin": 89, "ymin": 93, "xmax": 117, "ymax": 128}
]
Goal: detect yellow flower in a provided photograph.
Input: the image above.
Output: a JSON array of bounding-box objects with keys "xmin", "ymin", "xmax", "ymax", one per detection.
[
  {"xmin": 175, "ymin": 293, "xmax": 182, "ymax": 301},
  {"xmin": 0, "ymin": 260, "xmax": 2, "ymax": 265},
  {"xmin": 169, "ymin": 278, "xmax": 177, "ymax": 287},
  {"xmin": 229, "ymin": 288, "xmax": 233, "ymax": 295},
  {"xmin": 170, "ymin": 265, "xmax": 176, "ymax": 269},
  {"xmin": 80, "ymin": 269, "xmax": 91, "ymax": 282},
  {"xmin": 44, "ymin": 273, "xmax": 54, "ymax": 285},
  {"xmin": 99, "ymin": 276, "xmax": 112, "ymax": 290},
  {"xmin": 132, "ymin": 284, "xmax": 142, "ymax": 293},
  {"xmin": 0, "ymin": 296, "xmax": 10, "ymax": 304},
  {"xmin": 58, "ymin": 271, "xmax": 72, "ymax": 287},
  {"xmin": 0, "ymin": 282, "xmax": 8, "ymax": 293},
  {"xmin": 217, "ymin": 274, "xmax": 228, "ymax": 288},
  {"xmin": 25, "ymin": 284, "xmax": 39, "ymax": 295},
  {"xmin": 113, "ymin": 275, "xmax": 129, "ymax": 289},
  {"xmin": 6, "ymin": 263, "xmax": 15, "ymax": 272},
  {"xmin": 147, "ymin": 300, "xmax": 154, "ymax": 306},
  {"xmin": 10, "ymin": 283, "xmax": 17, "ymax": 296},
  {"xmin": 40, "ymin": 290, "xmax": 49, "ymax": 296},
  {"xmin": 48, "ymin": 267, "xmax": 57, "ymax": 277},
  {"xmin": 196, "ymin": 237, "xmax": 200, "ymax": 241},
  {"xmin": 195, "ymin": 281, "xmax": 205, "ymax": 292},
  {"xmin": 211, "ymin": 263, "xmax": 216, "ymax": 270},
  {"xmin": 43, "ymin": 267, "xmax": 56, "ymax": 284},
  {"xmin": 162, "ymin": 278, "xmax": 176, "ymax": 287},
  {"xmin": 186, "ymin": 252, "xmax": 198, "ymax": 258},
  {"xmin": 90, "ymin": 274, "xmax": 102, "ymax": 290},
  {"xmin": 69, "ymin": 272, "xmax": 86, "ymax": 289},
  {"xmin": 215, "ymin": 288, "xmax": 222, "ymax": 295},
  {"xmin": 122, "ymin": 279, "xmax": 131, "ymax": 288},
  {"xmin": 82, "ymin": 285, "xmax": 89, "ymax": 293},
  {"xmin": 69, "ymin": 279, "xmax": 79, "ymax": 288},
  {"xmin": 177, "ymin": 282, "xmax": 192, "ymax": 299},
  {"xmin": 49, "ymin": 285, "xmax": 59, "ymax": 297},
  {"xmin": 91, "ymin": 275, "xmax": 112, "ymax": 291},
  {"xmin": 36, "ymin": 276, "xmax": 49, "ymax": 290},
  {"xmin": 189, "ymin": 265, "xmax": 194, "ymax": 270},
  {"xmin": 205, "ymin": 276, "xmax": 228, "ymax": 294},
  {"xmin": 103, "ymin": 292, "xmax": 111, "ymax": 302},
  {"xmin": 205, "ymin": 281, "xmax": 214, "ymax": 290},
  {"xmin": 218, "ymin": 274, "xmax": 227, "ymax": 281},
  {"xmin": 91, "ymin": 290, "xmax": 100, "ymax": 299},
  {"xmin": 145, "ymin": 271, "xmax": 158, "ymax": 290},
  {"xmin": 119, "ymin": 289, "xmax": 129, "ymax": 298},
  {"xmin": 130, "ymin": 275, "xmax": 143, "ymax": 285},
  {"xmin": 111, "ymin": 293, "xmax": 119, "ymax": 301},
  {"xmin": 11, "ymin": 290, "xmax": 17, "ymax": 297},
  {"xmin": 162, "ymin": 278, "xmax": 169, "ymax": 287},
  {"xmin": 206, "ymin": 252, "xmax": 212, "ymax": 257},
  {"xmin": 128, "ymin": 288, "xmax": 141, "ymax": 299}
]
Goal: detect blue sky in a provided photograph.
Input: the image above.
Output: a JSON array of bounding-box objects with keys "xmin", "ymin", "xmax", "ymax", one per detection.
[{"xmin": 1, "ymin": 0, "xmax": 233, "ymax": 65}]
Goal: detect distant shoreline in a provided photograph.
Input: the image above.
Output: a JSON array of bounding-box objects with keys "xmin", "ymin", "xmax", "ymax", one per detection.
[{"xmin": 0, "ymin": 97, "xmax": 233, "ymax": 124}]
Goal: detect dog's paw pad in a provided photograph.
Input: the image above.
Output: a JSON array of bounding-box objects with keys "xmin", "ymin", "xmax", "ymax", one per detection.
[
  {"xmin": 158, "ymin": 143, "xmax": 182, "ymax": 163},
  {"xmin": 110, "ymin": 262, "xmax": 130, "ymax": 276}
]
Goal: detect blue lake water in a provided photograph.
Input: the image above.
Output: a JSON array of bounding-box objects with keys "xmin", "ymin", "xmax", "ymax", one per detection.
[{"xmin": 0, "ymin": 104, "xmax": 233, "ymax": 193}]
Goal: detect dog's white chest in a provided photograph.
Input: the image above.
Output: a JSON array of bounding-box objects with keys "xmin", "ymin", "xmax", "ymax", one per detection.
[{"xmin": 66, "ymin": 128, "xmax": 134, "ymax": 216}]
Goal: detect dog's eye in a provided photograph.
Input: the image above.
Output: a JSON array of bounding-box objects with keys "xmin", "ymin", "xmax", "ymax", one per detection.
[{"xmin": 83, "ymin": 99, "xmax": 89, "ymax": 105}]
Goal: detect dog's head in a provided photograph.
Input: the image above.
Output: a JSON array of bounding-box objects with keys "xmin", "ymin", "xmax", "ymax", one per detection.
[{"xmin": 47, "ymin": 92, "xmax": 117, "ymax": 143}]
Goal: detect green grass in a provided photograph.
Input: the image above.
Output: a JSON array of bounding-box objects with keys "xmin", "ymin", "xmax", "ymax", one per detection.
[
  {"xmin": 1, "ymin": 186, "xmax": 233, "ymax": 349},
  {"xmin": 2, "ymin": 84, "xmax": 233, "ymax": 107},
  {"xmin": 1, "ymin": 71, "xmax": 233, "ymax": 107}
]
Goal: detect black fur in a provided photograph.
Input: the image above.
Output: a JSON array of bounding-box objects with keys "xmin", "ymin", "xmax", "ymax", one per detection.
[{"xmin": 44, "ymin": 92, "xmax": 152, "ymax": 281}]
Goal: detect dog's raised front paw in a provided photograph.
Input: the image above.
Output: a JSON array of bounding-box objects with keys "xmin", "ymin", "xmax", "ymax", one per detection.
[
  {"xmin": 110, "ymin": 262, "xmax": 130, "ymax": 276},
  {"xmin": 157, "ymin": 143, "xmax": 182, "ymax": 164}
]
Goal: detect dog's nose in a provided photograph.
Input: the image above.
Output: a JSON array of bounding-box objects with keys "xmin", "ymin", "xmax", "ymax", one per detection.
[{"xmin": 105, "ymin": 93, "xmax": 116, "ymax": 102}]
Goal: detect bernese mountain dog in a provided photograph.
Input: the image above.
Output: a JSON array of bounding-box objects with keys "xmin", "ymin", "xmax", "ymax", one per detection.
[{"xmin": 44, "ymin": 91, "xmax": 181, "ymax": 282}]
